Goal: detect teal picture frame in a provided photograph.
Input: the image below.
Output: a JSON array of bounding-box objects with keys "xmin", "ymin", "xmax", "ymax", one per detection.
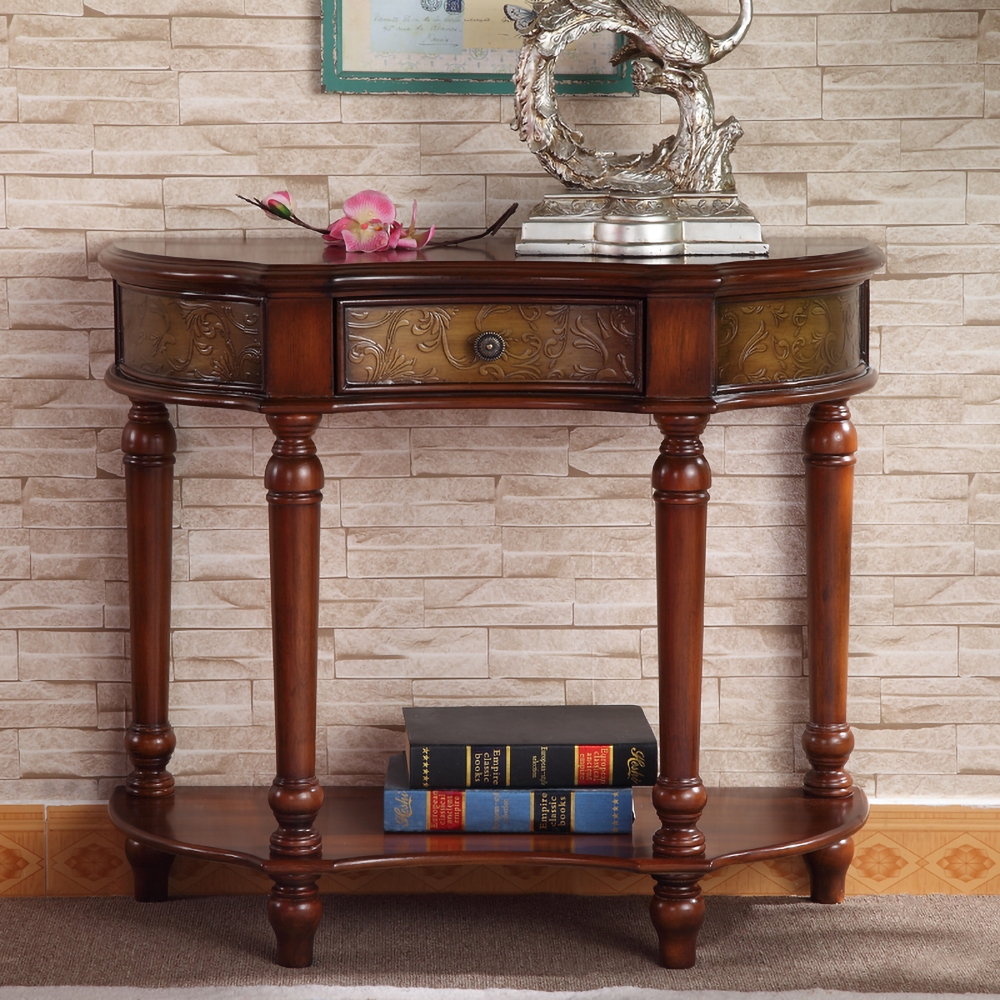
[{"xmin": 322, "ymin": 0, "xmax": 632, "ymax": 95}]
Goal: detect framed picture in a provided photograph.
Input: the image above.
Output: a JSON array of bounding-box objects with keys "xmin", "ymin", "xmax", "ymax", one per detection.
[{"xmin": 322, "ymin": 0, "xmax": 632, "ymax": 95}]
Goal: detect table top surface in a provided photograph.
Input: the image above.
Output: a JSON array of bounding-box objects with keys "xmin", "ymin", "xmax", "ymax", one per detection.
[
  {"xmin": 105, "ymin": 234, "xmax": 872, "ymax": 264},
  {"xmin": 100, "ymin": 235, "xmax": 884, "ymax": 290}
]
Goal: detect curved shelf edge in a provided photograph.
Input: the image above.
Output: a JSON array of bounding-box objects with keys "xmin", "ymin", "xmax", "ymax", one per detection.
[{"xmin": 109, "ymin": 784, "xmax": 869, "ymax": 880}]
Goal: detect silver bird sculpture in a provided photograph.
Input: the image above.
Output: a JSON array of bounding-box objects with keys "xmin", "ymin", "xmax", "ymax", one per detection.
[
  {"xmin": 504, "ymin": 0, "xmax": 766, "ymax": 254},
  {"xmin": 610, "ymin": 0, "xmax": 752, "ymax": 69},
  {"xmin": 505, "ymin": 0, "xmax": 754, "ymax": 194}
]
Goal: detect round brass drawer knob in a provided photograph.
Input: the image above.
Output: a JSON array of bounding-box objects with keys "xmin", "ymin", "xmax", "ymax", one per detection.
[{"xmin": 472, "ymin": 331, "xmax": 506, "ymax": 361}]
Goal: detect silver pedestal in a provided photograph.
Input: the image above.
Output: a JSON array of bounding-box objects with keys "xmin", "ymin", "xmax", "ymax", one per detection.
[{"xmin": 516, "ymin": 192, "xmax": 769, "ymax": 258}]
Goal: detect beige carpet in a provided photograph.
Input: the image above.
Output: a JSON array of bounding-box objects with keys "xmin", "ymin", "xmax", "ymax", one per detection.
[
  {"xmin": 0, "ymin": 991, "xmax": 992, "ymax": 1000},
  {"xmin": 0, "ymin": 991, "xmax": 993, "ymax": 1000},
  {"xmin": 0, "ymin": 894, "xmax": 998, "ymax": 994}
]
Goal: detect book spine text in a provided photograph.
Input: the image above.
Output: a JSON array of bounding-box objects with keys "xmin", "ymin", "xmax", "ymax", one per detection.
[
  {"xmin": 384, "ymin": 786, "xmax": 632, "ymax": 833},
  {"xmin": 408, "ymin": 741, "xmax": 655, "ymax": 788}
]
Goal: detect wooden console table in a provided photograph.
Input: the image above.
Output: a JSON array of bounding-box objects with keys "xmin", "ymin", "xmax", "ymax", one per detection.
[{"xmin": 100, "ymin": 235, "xmax": 882, "ymax": 970}]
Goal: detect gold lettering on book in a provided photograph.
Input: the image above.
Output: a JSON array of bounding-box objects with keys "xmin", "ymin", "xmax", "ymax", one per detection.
[
  {"xmin": 575, "ymin": 745, "xmax": 612, "ymax": 785},
  {"xmin": 531, "ymin": 746, "xmax": 549, "ymax": 786},
  {"xmin": 472, "ymin": 746, "xmax": 503, "ymax": 786},
  {"xmin": 626, "ymin": 747, "xmax": 646, "ymax": 784},
  {"xmin": 428, "ymin": 790, "xmax": 464, "ymax": 830},
  {"xmin": 393, "ymin": 792, "xmax": 413, "ymax": 829},
  {"xmin": 536, "ymin": 791, "xmax": 569, "ymax": 831},
  {"xmin": 421, "ymin": 746, "xmax": 430, "ymax": 789}
]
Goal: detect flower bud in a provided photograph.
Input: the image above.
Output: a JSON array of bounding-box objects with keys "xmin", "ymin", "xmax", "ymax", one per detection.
[{"xmin": 264, "ymin": 190, "xmax": 295, "ymax": 220}]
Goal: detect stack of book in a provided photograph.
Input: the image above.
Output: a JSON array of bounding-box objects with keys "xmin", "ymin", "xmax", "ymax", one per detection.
[{"xmin": 383, "ymin": 704, "xmax": 657, "ymax": 834}]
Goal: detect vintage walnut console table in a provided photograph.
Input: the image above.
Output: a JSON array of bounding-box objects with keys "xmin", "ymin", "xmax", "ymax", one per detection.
[{"xmin": 101, "ymin": 235, "xmax": 882, "ymax": 970}]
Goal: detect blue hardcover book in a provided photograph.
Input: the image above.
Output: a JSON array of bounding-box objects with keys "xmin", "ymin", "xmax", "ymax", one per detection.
[{"xmin": 382, "ymin": 754, "xmax": 633, "ymax": 833}]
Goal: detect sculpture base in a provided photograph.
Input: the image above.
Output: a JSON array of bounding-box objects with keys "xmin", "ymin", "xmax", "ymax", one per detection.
[{"xmin": 516, "ymin": 192, "xmax": 769, "ymax": 258}]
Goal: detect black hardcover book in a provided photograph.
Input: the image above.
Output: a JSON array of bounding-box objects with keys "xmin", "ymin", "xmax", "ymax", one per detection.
[{"xmin": 403, "ymin": 704, "xmax": 657, "ymax": 789}]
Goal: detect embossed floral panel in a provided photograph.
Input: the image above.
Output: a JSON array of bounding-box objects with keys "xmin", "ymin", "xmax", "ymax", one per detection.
[
  {"xmin": 341, "ymin": 301, "xmax": 641, "ymax": 390},
  {"xmin": 716, "ymin": 291, "xmax": 863, "ymax": 388},
  {"xmin": 118, "ymin": 288, "xmax": 263, "ymax": 391}
]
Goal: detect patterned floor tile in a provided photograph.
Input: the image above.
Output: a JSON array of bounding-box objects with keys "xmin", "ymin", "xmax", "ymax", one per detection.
[
  {"xmin": 848, "ymin": 832, "xmax": 924, "ymax": 894},
  {"xmin": 924, "ymin": 834, "xmax": 1000, "ymax": 895},
  {"xmin": 0, "ymin": 807, "xmax": 45, "ymax": 897}
]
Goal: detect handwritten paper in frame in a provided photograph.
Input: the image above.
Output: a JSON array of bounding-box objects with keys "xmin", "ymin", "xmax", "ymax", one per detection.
[{"xmin": 322, "ymin": 0, "xmax": 632, "ymax": 94}]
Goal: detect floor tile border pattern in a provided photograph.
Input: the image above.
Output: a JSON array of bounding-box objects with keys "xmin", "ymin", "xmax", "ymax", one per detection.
[{"xmin": 2, "ymin": 803, "xmax": 999, "ymax": 899}]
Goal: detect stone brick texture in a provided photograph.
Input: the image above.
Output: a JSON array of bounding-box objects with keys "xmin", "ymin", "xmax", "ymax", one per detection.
[{"xmin": 0, "ymin": 1, "xmax": 996, "ymax": 804}]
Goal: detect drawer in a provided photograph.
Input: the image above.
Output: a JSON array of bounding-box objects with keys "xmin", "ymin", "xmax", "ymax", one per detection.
[
  {"xmin": 716, "ymin": 289, "xmax": 864, "ymax": 390},
  {"xmin": 117, "ymin": 286, "xmax": 264, "ymax": 391},
  {"xmin": 339, "ymin": 301, "xmax": 642, "ymax": 392}
]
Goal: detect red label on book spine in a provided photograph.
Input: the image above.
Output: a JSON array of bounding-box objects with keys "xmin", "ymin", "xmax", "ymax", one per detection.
[
  {"xmin": 428, "ymin": 790, "xmax": 464, "ymax": 830},
  {"xmin": 575, "ymin": 745, "xmax": 612, "ymax": 785}
]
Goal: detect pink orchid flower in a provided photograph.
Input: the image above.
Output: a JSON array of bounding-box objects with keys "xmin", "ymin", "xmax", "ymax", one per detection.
[
  {"xmin": 324, "ymin": 190, "xmax": 433, "ymax": 252},
  {"xmin": 394, "ymin": 200, "xmax": 435, "ymax": 250},
  {"xmin": 263, "ymin": 190, "xmax": 295, "ymax": 220}
]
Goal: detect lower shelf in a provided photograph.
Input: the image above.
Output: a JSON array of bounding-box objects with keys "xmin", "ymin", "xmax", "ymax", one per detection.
[{"xmin": 109, "ymin": 784, "xmax": 869, "ymax": 880}]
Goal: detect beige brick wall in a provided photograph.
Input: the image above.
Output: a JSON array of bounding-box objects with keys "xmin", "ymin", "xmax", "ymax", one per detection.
[{"xmin": 0, "ymin": 1, "xmax": 996, "ymax": 804}]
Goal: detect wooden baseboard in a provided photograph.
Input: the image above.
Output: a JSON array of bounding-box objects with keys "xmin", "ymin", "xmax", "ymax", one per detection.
[{"xmin": 2, "ymin": 802, "xmax": 998, "ymax": 898}]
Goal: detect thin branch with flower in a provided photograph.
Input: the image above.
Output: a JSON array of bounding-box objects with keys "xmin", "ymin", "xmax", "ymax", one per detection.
[{"xmin": 238, "ymin": 190, "xmax": 517, "ymax": 253}]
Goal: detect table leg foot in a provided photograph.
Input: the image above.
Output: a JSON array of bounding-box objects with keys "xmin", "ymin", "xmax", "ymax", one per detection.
[
  {"xmin": 649, "ymin": 874, "xmax": 705, "ymax": 969},
  {"xmin": 124, "ymin": 837, "xmax": 173, "ymax": 902},
  {"xmin": 268, "ymin": 875, "xmax": 323, "ymax": 968},
  {"xmin": 805, "ymin": 836, "xmax": 854, "ymax": 904}
]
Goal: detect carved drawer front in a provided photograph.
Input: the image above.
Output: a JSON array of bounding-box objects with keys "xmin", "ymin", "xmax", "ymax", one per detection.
[
  {"xmin": 117, "ymin": 286, "xmax": 263, "ymax": 391},
  {"xmin": 716, "ymin": 289, "xmax": 864, "ymax": 390},
  {"xmin": 340, "ymin": 301, "xmax": 641, "ymax": 390}
]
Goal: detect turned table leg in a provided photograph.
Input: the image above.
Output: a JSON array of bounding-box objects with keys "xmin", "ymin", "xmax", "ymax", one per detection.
[
  {"xmin": 265, "ymin": 413, "xmax": 325, "ymax": 967},
  {"xmin": 801, "ymin": 400, "xmax": 856, "ymax": 798},
  {"xmin": 649, "ymin": 413, "xmax": 711, "ymax": 968},
  {"xmin": 122, "ymin": 400, "xmax": 177, "ymax": 799},
  {"xmin": 802, "ymin": 401, "xmax": 858, "ymax": 900},
  {"xmin": 121, "ymin": 401, "xmax": 178, "ymax": 901}
]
